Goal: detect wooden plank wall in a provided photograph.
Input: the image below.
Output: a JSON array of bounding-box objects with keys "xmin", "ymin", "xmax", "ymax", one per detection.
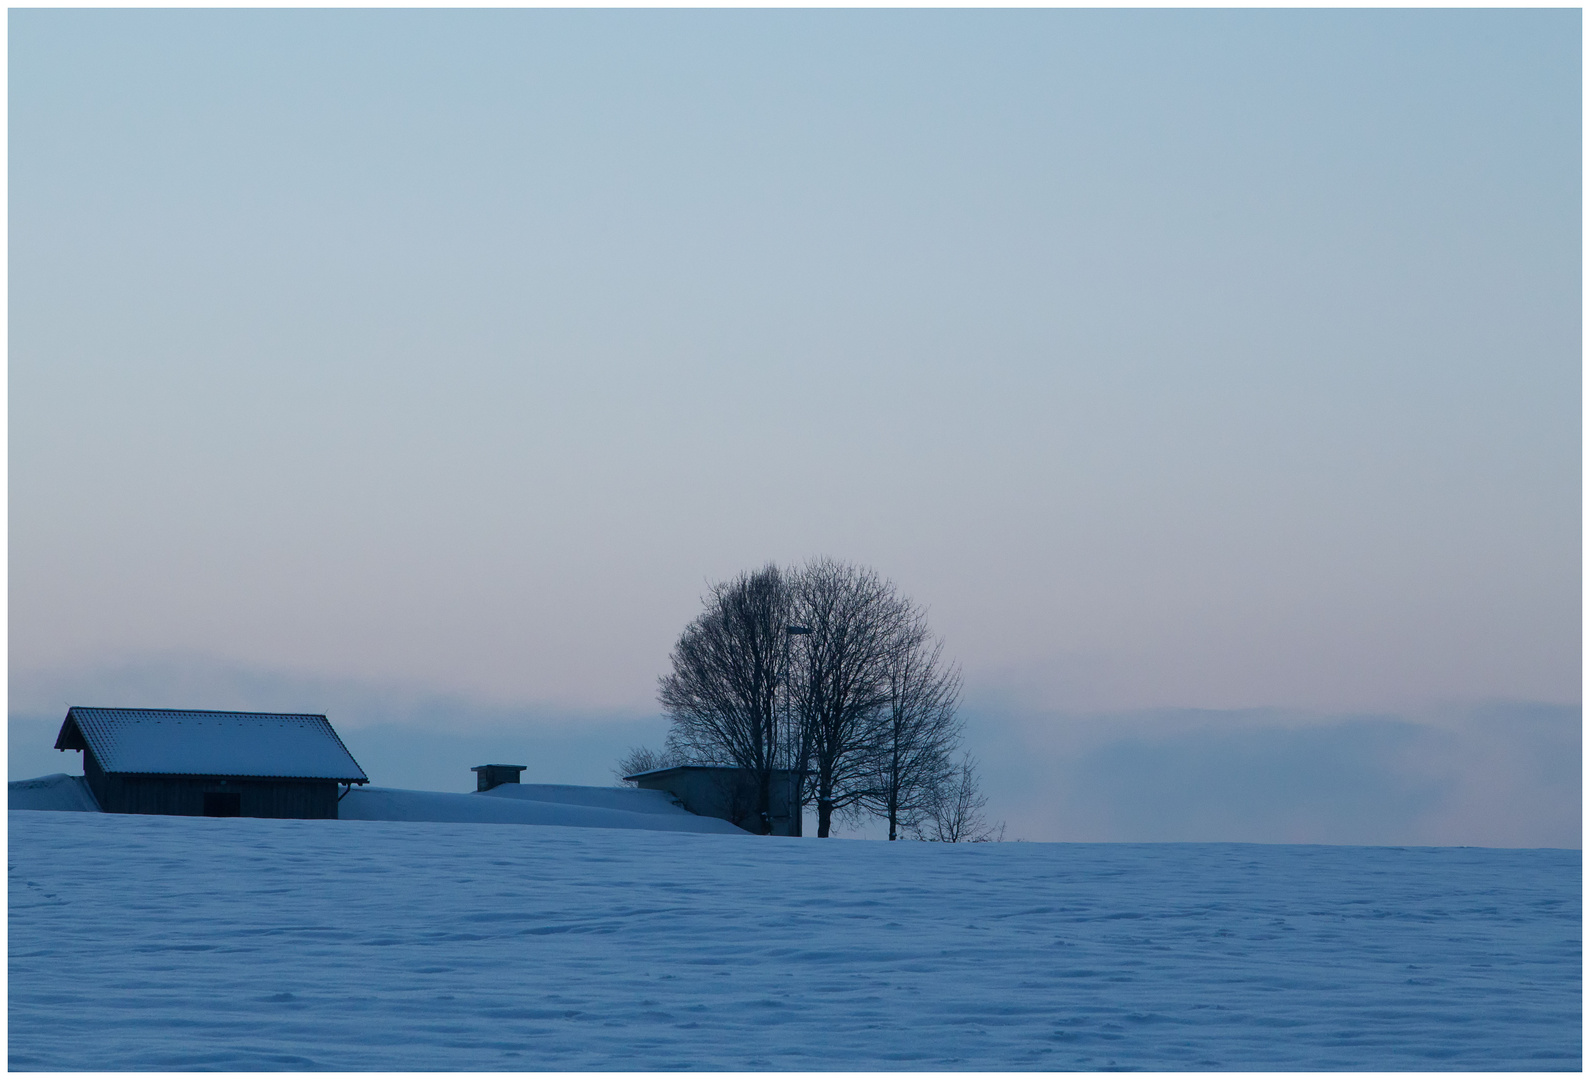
[{"xmin": 84, "ymin": 751, "xmax": 341, "ymax": 819}]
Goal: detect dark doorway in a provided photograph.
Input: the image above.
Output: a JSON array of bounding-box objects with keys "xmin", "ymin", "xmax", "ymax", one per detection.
[{"xmin": 203, "ymin": 792, "xmax": 242, "ymax": 817}]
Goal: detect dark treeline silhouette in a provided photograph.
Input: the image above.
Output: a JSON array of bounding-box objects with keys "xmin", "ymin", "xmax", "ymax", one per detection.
[{"xmin": 625, "ymin": 558, "xmax": 1001, "ymax": 840}]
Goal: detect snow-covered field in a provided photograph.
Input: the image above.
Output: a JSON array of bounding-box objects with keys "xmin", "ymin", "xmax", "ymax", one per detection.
[{"xmin": 9, "ymin": 810, "xmax": 1580, "ymax": 1071}]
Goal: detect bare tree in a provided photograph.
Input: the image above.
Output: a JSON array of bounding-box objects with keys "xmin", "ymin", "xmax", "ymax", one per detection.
[
  {"xmin": 914, "ymin": 753, "xmax": 1004, "ymax": 843},
  {"xmin": 657, "ymin": 565, "xmax": 792, "ymax": 834},
  {"xmin": 860, "ymin": 612, "xmax": 963, "ymax": 840},
  {"xmin": 786, "ymin": 557, "xmax": 906, "ymax": 837},
  {"xmin": 656, "ymin": 557, "xmax": 970, "ymax": 840},
  {"xmin": 613, "ymin": 745, "xmax": 679, "ymax": 786}
]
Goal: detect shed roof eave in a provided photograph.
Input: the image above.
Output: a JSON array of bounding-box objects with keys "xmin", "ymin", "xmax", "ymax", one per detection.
[
  {"xmin": 97, "ymin": 771, "xmax": 369, "ymax": 783},
  {"xmin": 624, "ymin": 765, "xmax": 708, "ymax": 782},
  {"xmin": 54, "ymin": 715, "xmax": 88, "ymax": 751},
  {"xmin": 625, "ymin": 764, "xmax": 787, "ymax": 782}
]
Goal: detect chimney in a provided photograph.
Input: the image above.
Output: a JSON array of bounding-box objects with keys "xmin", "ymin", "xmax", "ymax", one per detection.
[{"xmin": 472, "ymin": 764, "xmax": 527, "ymax": 792}]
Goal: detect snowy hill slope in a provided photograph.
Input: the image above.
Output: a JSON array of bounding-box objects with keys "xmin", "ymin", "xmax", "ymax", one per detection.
[
  {"xmin": 482, "ymin": 782, "xmax": 689, "ymax": 814},
  {"xmin": 9, "ymin": 810, "xmax": 1580, "ymax": 1071},
  {"xmin": 8, "ymin": 773, "xmax": 99, "ymax": 812},
  {"xmin": 339, "ymin": 785, "xmax": 741, "ymax": 833},
  {"xmin": 6, "ymin": 774, "xmax": 741, "ymax": 834}
]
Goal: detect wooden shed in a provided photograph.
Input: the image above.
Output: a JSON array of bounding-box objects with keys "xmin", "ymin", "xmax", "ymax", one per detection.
[{"xmin": 54, "ymin": 707, "xmax": 368, "ymax": 819}]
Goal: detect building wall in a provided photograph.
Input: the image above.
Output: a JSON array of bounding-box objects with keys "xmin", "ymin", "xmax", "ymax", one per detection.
[
  {"xmin": 634, "ymin": 767, "xmax": 798, "ymax": 835},
  {"xmin": 84, "ymin": 750, "xmax": 341, "ymax": 819}
]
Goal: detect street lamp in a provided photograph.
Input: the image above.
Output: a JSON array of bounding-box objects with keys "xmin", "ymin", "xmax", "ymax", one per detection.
[{"xmin": 780, "ymin": 625, "xmax": 813, "ymax": 834}]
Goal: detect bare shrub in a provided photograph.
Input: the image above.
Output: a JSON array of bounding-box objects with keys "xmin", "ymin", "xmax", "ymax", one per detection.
[{"xmin": 914, "ymin": 753, "xmax": 1004, "ymax": 843}]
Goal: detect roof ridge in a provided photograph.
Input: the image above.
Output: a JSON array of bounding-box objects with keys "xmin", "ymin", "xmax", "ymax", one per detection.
[{"xmin": 69, "ymin": 706, "xmax": 330, "ymax": 718}]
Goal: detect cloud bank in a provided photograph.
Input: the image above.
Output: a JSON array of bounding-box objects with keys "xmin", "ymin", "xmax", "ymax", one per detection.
[{"xmin": 970, "ymin": 700, "xmax": 1578, "ymax": 849}]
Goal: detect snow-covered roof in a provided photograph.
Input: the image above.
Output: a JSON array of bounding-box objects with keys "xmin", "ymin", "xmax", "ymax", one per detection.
[
  {"xmin": 623, "ymin": 764, "xmax": 793, "ymax": 781},
  {"xmin": 56, "ymin": 708, "xmax": 368, "ymax": 782}
]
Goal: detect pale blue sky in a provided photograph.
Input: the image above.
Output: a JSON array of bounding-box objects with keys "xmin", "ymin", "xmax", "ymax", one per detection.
[{"xmin": 9, "ymin": 11, "xmax": 1580, "ymax": 841}]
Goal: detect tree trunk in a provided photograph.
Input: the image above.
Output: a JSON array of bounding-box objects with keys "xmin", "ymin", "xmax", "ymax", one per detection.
[{"xmin": 887, "ymin": 735, "xmax": 901, "ymax": 840}]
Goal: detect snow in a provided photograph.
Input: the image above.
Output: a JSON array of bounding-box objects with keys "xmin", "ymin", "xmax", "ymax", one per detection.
[
  {"xmin": 7, "ymin": 774, "xmax": 742, "ymax": 834},
  {"xmin": 7, "ymin": 773, "xmax": 99, "ymax": 812},
  {"xmin": 483, "ymin": 782, "xmax": 694, "ymax": 815},
  {"xmin": 9, "ymin": 810, "xmax": 1580, "ymax": 1071},
  {"xmin": 61, "ymin": 708, "xmax": 367, "ymax": 780},
  {"xmin": 339, "ymin": 785, "xmax": 743, "ymax": 834}
]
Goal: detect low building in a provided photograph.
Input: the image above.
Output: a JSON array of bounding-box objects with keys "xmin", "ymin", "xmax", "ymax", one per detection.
[
  {"xmin": 625, "ymin": 765, "xmax": 800, "ymax": 835},
  {"xmin": 54, "ymin": 707, "xmax": 368, "ymax": 819}
]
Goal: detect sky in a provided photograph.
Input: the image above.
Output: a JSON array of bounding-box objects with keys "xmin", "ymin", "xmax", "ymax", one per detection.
[{"xmin": 8, "ymin": 10, "xmax": 1581, "ymax": 845}]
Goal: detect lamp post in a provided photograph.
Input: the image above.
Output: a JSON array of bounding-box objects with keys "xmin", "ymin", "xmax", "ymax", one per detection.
[{"xmin": 782, "ymin": 625, "xmax": 812, "ymax": 835}]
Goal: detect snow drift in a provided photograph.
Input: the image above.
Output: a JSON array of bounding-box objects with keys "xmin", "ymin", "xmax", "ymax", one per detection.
[
  {"xmin": 338, "ymin": 784, "xmax": 743, "ymax": 833},
  {"xmin": 6, "ymin": 773, "xmax": 743, "ymax": 834},
  {"xmin": 8, "ymin": 773, "xmax": 99, "ymax": 812}
]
